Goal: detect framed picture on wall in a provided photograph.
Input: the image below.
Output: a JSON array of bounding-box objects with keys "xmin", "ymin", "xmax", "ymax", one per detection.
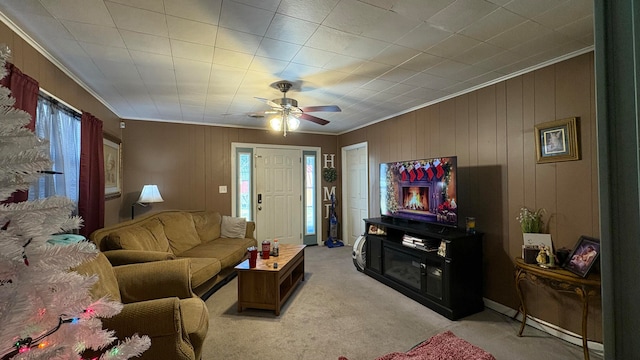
[
  {"xmin": 534, "ymin": 117, "xmax": 580, "ymax": 164},
  {"xmin": 103, "ymin": 133, "xmax": 122, "ymax": 199},
  {"xmin": 563, "ymin": 236, "xmax": 600, "ymax": 277}
]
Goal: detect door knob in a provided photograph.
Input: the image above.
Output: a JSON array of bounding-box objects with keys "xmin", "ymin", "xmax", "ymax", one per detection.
[{"xmin": 258, "ymin": 205, "xmax": 262, "ymax": 211}]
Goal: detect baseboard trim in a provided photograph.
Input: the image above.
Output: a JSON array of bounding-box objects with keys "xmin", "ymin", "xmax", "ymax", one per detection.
[{"xmin": 483, "ymin": 298, "xmax": 604, "ymax": 354}]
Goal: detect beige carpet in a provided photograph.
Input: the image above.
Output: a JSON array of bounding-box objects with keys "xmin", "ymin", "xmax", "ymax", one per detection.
[{"xmin": 202, "ymin": 245, "xmax": 600, "ymax": 360}]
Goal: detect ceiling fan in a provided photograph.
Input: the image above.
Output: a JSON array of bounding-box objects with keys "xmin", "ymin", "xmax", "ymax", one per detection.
[{"xmin": 254, "ymin": 80, "xmax": 341, "ymax": 136}]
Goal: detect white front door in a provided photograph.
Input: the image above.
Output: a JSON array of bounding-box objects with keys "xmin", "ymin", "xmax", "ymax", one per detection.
[
  {"xmin": 342, "ymin": 143, "xmax": 369, "ymax": 246},
  {"xmin": 255, "ymin": 148, "xmax": 302, "ymax": 245}
]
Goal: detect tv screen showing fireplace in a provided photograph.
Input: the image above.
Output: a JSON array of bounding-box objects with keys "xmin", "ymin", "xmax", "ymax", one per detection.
[{"xmin": 379, "ymin": 156, "xmax": 458, "ymax": 227}]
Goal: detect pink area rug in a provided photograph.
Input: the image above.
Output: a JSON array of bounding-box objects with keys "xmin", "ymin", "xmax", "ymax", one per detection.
[{"xmin": 339, "ymin": 331, "xmax": 496, "ymax": 360}]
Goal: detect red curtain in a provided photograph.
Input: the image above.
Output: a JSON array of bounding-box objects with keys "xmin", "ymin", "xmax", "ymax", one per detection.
[
  {"xmin": 1, "ymin": 62, "xmax": 39, "ymax": 203},
  {"xmin": 78, "ymin": 112, "xmax": 105, "ymax": 237}
]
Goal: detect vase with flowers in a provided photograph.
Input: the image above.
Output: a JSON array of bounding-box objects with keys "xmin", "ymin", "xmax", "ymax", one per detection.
[{"xmin": 517, "ymin": 207, "xmax": 553, "ymax": 266}]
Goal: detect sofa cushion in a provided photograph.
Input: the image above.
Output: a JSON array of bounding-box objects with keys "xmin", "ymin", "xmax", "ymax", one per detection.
[
  {"xmin": 140, "ymin": 218, "xmax": 171, "ymax": 252},
  {"xmin": 158, "ymin": 212, "xmax": 202, "ymax": 255},
  {"xmin": 74, "ymin": 253, "xmax": 122, "ymax": 303},
  {"xmin": 179, "ymin": 240, "xmax": 252, "ymax": 269},
  {"xmin": 183, "ymin": 257, "xmax": 222, "ymax": 289},
  {"xmin": 106, "ymin": 226, "xmax": 168, "ymax": 253},
  {"xmin": 220, "ymin": 216, "xmax": 247, "ymax": 239},
  {"xmin": 192, "ymin": 212, "xmax": 221, "ymax": 243}
]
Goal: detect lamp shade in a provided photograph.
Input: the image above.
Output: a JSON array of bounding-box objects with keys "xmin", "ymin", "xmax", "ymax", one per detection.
[{"xmin": 137, "ymin": 185, "xmax": 164, "ymax": 203}]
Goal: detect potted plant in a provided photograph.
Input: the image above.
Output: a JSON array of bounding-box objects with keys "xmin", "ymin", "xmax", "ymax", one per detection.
[{"xmin": 517, "ymin": 207, "xmax": 553, "ymax": 265}]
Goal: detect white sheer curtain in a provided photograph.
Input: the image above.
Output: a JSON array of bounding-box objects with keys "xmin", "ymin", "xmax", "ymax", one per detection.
[{"xmin": 29, "ymin": 94, "xmax": 81, "ymax": 206}]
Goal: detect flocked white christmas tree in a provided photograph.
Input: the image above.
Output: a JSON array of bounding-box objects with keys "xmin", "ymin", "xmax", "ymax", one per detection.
[{"xmin": 0, "ymin": 45, "xmax": 150, "ymax": 360}]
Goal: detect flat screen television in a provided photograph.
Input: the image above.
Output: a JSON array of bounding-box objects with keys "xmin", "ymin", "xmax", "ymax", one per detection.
[{"xmin": 380, "ymin": 156, "xmax": 458, "ymax": 227}]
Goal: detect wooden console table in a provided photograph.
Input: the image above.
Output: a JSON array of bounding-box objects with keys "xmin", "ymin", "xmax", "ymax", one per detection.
[{"xmin": 514, "ymin": 257, "xmax": 601, "ymax": 360}]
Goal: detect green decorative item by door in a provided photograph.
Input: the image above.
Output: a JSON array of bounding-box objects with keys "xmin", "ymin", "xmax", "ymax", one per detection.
[{"xmin": 323, "ymin": 167, "xmax": 337, "ymax": 182}]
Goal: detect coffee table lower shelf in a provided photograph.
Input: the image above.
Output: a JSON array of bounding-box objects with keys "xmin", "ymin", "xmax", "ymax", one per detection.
[{"xmin": 235, "ymin": 244, "xmax": 305, "ymax": 315}]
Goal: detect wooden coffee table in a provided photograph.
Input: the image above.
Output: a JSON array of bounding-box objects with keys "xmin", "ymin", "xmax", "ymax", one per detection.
[{"xmin": 235, "ymin": 244, "xmax": 306, "ymax": 315}]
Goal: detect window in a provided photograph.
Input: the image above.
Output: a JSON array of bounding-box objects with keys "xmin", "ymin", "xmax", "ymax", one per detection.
[
  {"xmin": 303, "ymin": 152, "xmax": 316, "ymax": 236},
  {"xmin": 29, "ymin": 93, "xmax": 81, "ymax": 207},
  {"xmin": 237, "ymin": 148, "xmax": 253, "ymax": 220}
]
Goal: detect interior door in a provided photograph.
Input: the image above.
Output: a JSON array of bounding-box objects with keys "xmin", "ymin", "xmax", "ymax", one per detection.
[
  {"xmin": 255, "ymin": 148, "xmax": 302, "ymax": 245},
  {"xmin": 343, "ymin": 144, "xmax": 369, "ymax": 246}
]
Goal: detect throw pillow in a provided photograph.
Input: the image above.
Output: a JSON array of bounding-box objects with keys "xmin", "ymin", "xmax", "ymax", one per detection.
[{"xmin": 221, "ymin": 216, "xmax": 247, "ymax": 239}]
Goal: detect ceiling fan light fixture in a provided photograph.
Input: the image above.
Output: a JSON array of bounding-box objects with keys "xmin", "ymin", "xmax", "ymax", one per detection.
[
  {"xmin": 287, "ymin": 116, "xmax": 300, "ymax": 131},
  {"xmin": 269, "ymin": 116, "xmax": 282, "ymax": 131}
]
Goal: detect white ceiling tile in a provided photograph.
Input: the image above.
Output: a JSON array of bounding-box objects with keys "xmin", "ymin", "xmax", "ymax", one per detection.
[
  {"xmin": 395, "ymin": 23, "xmax": 452, "ymax": 51},
  {"xmin": 322, "ymin": 54, "xmax": 363, "ymax": 73},
  {"xmin": 426, "ymin": 34, "xmax": 481, "ymax": 59},
  {"xmin": 265, "ymin": 14, "xmax": 319, "ymax": 45},
  {"xmin": 403, "ymin": 72, "xmax": 458, "ymax": 90},
  {"xmin": 106, "ymin": 2, "xmax": 168, "ymax": 36},
  {"xmin": 354, "ymin": 61, "xmax": 394, "ymax": 79},
  {"xmin": 533, "ymin": 0, "xmax": 593, "ymax": 30},
  {"xmin": 120, "ymin": 30, "xmax": 172, "ymax": 55},
  {"xmin": 215, "ymin": 27, "xmax": 262, "ymax": 54},
  {"xmin": 95, "ymin": 61, "xmax": 140, "ymax": 80},
  {"xmin": 213, "ymin": 48, "xmax": 254, "ymax": 69},
  {"xmin": 453, "ymin": 42, "xmax": 506, "ymax": 65},
  {"xmin": 171, "ymin": 40, "xmax": 214, "ymax": 62},
  {"xmin": 292, "ymin": 47, "xmax": 335, "ymax": 68},
  {"xmin": 399, "ymin": 52, "xmax": 445, "ymax": 72},
  {"xmin": 280, "ymin": 62, "xmax": 324, "ymax": 80},
  {"xmin": 79, "ymin": 43, "xmax": 132, "ymax": 64},
  {"xmin": 371, "ymin": 44, "xmax": 422, "ymax": 67},
  {"xmin": 510, "ymin": 31, "xmax": 572, "ymax": 56},
  {"xmin": 130, "ymin": 50, "xmax": 174, "ymax": 69},
  {"xmin": 556, "ymin": 15, "xmax": 594, "ymax": 44},
  {"xmin": 391, "ymin": 0, "xmax": 455, "ymax": 23},
  {"xmin": 256, "ymin": 38, "xmax": 302, "ymax": 62},
  {"xmin": 323, "ymin": 0, "xmax": 387, "ymax": 35},
  {"xmin": 11, "ymin": 15, "xmax": 75, "ymax": 47},
  {"xmin": 219, "ymin": 1, "xmax": 273, "ymax": 36},
  {"xmin": 378, "ymin": 67, "xmax": 419, "ymax": 83},
  {"xmin": 108, "ymin": 0, "xmax": 164, "ymax": 13},
  {"xmin": 427, "ymin": 0, "xmax": 498, "ymax": 33},
  {"xmin": 0, "ymin": 0, "xmax": 595, "ymax": 133},
  {"xmin": 423, "ymin": 59, "xmax": 469, "ymax": 78},
  {"xmin": 249, "ymin": 56, "xmax": 290, "ymax": 74},
  {"xmin": 0, "ymin": 0, "xmax": 48, "ymax": 16},
  {"xmin": 459, "ymin": 8, "xmax": 527, "ymax": 41},
  {"xmin": 62, "ymin": 21, "xmax": 125, "ymax": 48},
  {"xmin": 41, "ymin": 0, "xmax": 114, "ymax": 26},
  {"xmin": 167, "ymin": 16, "xmax": 218, "ymax": 46},
  {"xmin": 504, "ymin": 0, "xmax": 565, "ymax": 19},
  {"xmin": 486, "ymin": 21, "xmax": 551, "ymax": 49},
  {"xmin": 164, "ymin": 0, "xmax": 222, "ymax": 25},
  {"xmin": 277, "ymin": 0, "xmax": 339, "ymax": 23}
]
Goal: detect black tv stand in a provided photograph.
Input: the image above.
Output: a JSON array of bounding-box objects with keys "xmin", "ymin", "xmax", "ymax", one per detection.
[{"xmin": 363, "ymin": 217, "xmax": 484, "ymax": 320}]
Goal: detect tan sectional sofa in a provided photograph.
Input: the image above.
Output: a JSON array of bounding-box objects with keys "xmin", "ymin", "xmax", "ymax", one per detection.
[{"xmin": 89, "ymin": 210, "xmax": 257, "ymax": 299}]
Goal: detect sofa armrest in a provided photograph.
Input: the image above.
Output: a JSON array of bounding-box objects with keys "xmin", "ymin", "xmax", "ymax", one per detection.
[
  {"xmin": 102, "ymin": 297, "xmax": 182, "ymax": 338},
  {"xmin": 102, "ymin": 249, "xmax": 176, "ymax": 266},
  {"xmin": 245, "ymin": 221, "xmax": 256, "ymax": 239},
  {"xmin": 114, "ymin": 259, "xmax": 194, "ymax": 302}
]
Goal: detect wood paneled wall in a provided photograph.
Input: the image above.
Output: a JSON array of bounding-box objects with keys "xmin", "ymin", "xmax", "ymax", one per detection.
[
  {"xmin": 338, "ymin": 53, "xmax": 601, "ymax": 341},
  {"xmin": 122, "ymin": 120, "xmax": 338, "ymax": 222}
]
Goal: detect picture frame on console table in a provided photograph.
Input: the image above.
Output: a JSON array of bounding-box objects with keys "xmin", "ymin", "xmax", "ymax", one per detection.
[
  {"xmin": 534, "ymin": 117, "xmax": 580, "ymax": 164},
  {"xmin": 563, "ymin": 236, "xmax": 600, "ymax": 277},
  {"xmin": 103, "ymin": 133, "xmax": 122, "ymax": 199}
]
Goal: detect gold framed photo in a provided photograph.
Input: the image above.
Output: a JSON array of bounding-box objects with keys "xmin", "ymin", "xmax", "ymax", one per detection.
[
  {"xmin": 534, "ymin": 117, "xmax": 580, "ymax": 164},
  {"xmin": 103, "ymin": 132, "xmax": 122, "ymax": 199}
]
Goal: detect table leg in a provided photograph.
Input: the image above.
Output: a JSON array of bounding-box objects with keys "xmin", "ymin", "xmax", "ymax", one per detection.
[
  {"xmin": 577, "ymin": 287, "xmax": 590, "ymax": 360},
  {"xmin": 515, "ymin": 268, "xmax": 527, "ymax": 336}
]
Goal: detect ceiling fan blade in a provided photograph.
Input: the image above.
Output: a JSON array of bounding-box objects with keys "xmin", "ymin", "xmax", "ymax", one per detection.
[
  {"xmin": 299, "ymin": 113, "xmax": 330, "ymax": 125},
  {"xmin": 254, "ymin": 97, "xmax": 283, "ymax": 109},
  {"xmin": 300, "ymin": 105, "xmax": 341, "ymax": 113}
]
